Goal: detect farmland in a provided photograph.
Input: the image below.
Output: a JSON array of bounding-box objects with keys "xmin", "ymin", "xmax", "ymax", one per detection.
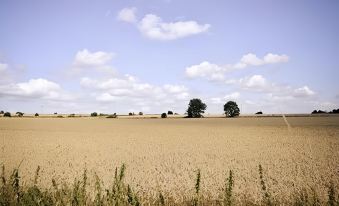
[{"xmin": 0, "ymin": 116, "xmax": 338, "ymax": 205}]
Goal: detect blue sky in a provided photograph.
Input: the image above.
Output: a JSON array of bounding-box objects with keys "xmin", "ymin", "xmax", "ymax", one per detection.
[{"xmin": 0, "ymin": 0, "xmax": 338, "ymax": 114}]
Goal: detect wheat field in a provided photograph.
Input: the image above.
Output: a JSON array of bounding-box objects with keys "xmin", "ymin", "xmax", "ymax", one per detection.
[{"xmin": 0, "ymin": 116, "xmax": 338, "ymax": 204}]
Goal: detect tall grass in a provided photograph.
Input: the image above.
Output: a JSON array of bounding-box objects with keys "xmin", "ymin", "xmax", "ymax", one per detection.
[{"xmin": 0, "ymin": 164, "xmax": 337, "ymax": 206}]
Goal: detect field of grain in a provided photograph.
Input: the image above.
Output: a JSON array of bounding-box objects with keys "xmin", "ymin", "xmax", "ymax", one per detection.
[{"xmin": 0, "ymin": 116, "xmax": 338, "ymax": 204}]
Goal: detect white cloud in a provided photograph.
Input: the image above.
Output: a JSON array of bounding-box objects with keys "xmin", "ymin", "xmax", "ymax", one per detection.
[
  {"xmin": 163, "ymin": 84, "xmax": 188, "ymax": 93},
  {"xmin": 0, "ymin": 63, "xmax": 8, "ymax": 72},
  {"xmin": 118, "ymin": 8, "xmax": 210, "ymax": 40},
  {"xmin": 293, "ymin": 86, "xmax": 315, "ymax": 97},
  {"xmin": 138, "ymin": 14, "xmax": 210, "ymax": 40},
  {"xmin": 240, "ymin": 75, "xmax": 268, "ymax": 89},
  {"xmin": 73, "ymin": 49, "xmax": 114, "ymax": 67},
  {"xmin": 185, "ymin": 53, "xmax": 289, "ymax": 81},
  {"xmin": 224, "ymin": 92, "xmax": 240, "ymax": 100},
  {"xmin": 0, "ymin": 78, "xmax": 71, "ymax": 100},
  {"xmin": 117, "ymin": 7, "xmax": 137, "ymax": 23},
  {"xmin": 263, "ymin": 53, "xmax": 289, "ymax": 64},
  {"xmin": 185, "ymin": 61, "xmax": 229, "ymax": 81},
  {"xmin": 81, "ymin": 75, "xmax": 190, "ymax": 103}
]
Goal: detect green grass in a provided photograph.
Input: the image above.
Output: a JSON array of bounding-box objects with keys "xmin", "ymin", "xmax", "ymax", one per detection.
[{"xmin": 0, "ymin": 164, "xmax": 338, "ymax": 206}]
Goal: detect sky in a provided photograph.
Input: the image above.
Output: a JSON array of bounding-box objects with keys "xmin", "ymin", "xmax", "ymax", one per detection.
[{"xmin": 0, "ymin": 0, "xmax": 338, "ymax": 114}]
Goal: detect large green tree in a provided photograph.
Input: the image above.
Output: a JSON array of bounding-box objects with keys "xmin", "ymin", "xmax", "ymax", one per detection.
[
  {"xmin": 186, "ymin": 98, "xmax": 207, "ymax": 118},
  {"xmin": 224, "ymin": 101, "xmax": 240, "ymax": 117}
]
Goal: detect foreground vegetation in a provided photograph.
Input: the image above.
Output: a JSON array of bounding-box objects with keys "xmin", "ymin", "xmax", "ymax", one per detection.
[{"xmin": 0, "ymin": 164, "xmax": 338, "ymax": 206}]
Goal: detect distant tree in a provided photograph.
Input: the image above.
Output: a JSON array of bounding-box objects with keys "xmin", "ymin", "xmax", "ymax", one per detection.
[
  {"xmin": 331, "ymin": 109, "xmax": 339, "ymax": 114},
  {"xmin": 35, "ymin": 113, "xmax": 39, "ymax": 117},
  {"xmin": 0, "ymin": 111, "xmax": 4, "ymax": 114},
  {"xmin": 255, "ymin": 111, "xmax": 263, "ymax": 115},
  {"xmin": 224, "ymin": 101, "xmax": 240, "ymax": 117},
  {"xmin": 317, "ymin": 110, "xmax": 327, "ymax": 114},
  {"xmin": 161, "ymin": 113, "xmax": 167, "ymax": 118},
  {"xmin": 139, "ymin": 112, "xmax": 143, "ymax": 115},
  {"xmin": 311, "ymin": 110, "xmax": 318, "ymax": 114},
  {"xmin": 68, "ymin": 114, "xmax": 75, "ymax": 117},
  {"xmin": 106, "ymin": 113, "xmax": 117, "ymax": 118},
  {"xmin": 16, "ymin": 112, "xmax": 24, "ymax": 117},
  {"xmin": 54, "ymin": 112, "xmax": 57, "ymax": 115},
  {"xmin": 4, "ymin": 112, "xmax": 11, "ymax": 117},
  {"xmin": 186, "ymin": 98, "xmax": 207, "ymax": 118},
  {"xmin": 91, "ymin": 112, "xmax": 98, "ymax": 117},
  {"xmin": 167, "ymin": 111, "xmax": 173, "ymax": 115},
  {"xmin": 129, "ymin": 112, "xmax": 133, "ymax": 116}
]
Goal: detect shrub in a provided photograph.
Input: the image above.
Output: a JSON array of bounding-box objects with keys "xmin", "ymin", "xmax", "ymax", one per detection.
[
  {"xmin": 186, "ymin": 98, "xmax": 207, "ymax": 118},
  {"xmin": 139, "ymin": 112, "xmax": 143, "ymax": 115},
  {"xmin": 168, "ymin": 111, "xmax": 173, "ymax": 115},
  {"xmin": 161, "ymin": 113, "xmax": 167, "ymax": 118},
  {"xmin": 128, "ymin": 112, "xmax": 135, "ymax": 116},
  {"xmin": 255, "ymin": 111, "xmax": 263, "ymax": 115},
  {"xmin": 54, "ymin": 112, "xmax": 57, "ymax": 115},
  {"xmin": 106, "ymin": 113, "xmax": 117, "ymax": 118},
  {"xmin": 57, "ymin": 115, "xmax": 64, "ymax": 118},
  {"xmin": 16, "ymin": 112, "xmax": 24, "ymax": 117},
  {"xmin": 35, "ymin": 113, "xmax": 39, "ymax": 117},
  {"xmin": 224, "ymin": 101, "xmax": 240, "ymax": 117},
  {"xmin": 0, "ymin": 110, "xmax": 4, "ymax": 114},
  {"xmin": 91, "ymin": 112, "xmax": 98, "ymax": 117},
  {"xmin": 68, "ymin": 114, "xmax": 75, "ymax": 117},
  {"xmin": 4, "ymin": 112, "xmax": 11, "ymax": 117}
]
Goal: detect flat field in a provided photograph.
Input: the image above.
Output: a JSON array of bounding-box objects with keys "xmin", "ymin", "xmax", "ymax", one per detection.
[{"xmin": 0, "ymin": 116, "xmax": 338, "ymax": 203}]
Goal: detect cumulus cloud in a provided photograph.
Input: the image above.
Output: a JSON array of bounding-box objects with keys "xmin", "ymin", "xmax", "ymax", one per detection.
[
  {"xmin": 185, "ymin": 61, "xmax": 229, "ymax": 81},
  {"xmin": 0, "ymin": 63, "xmax": 8, "ymax": 72},
  {"xmin": 211, "ymin": 92, "xmax": 240, "ymax": 104},
  {"xmin": 80, "ymin": 75, "xmax": 190, "ymax": 103},
  {"xmin": 138, "ymin": 14, "xmax": 210, "ymax": 40},
  {"xmin": 0, "ymin": 78, "xmax": 71, "ymax": 100},
  {"xmin": 118, "ymin": 8, "xmax": 210, "ymax": 40},
  {"xmin": 293, "ymin": 86, "xmax": 315, "ymax": 97},
  {"xmin": 70, "ymin": 49, "xmax": 116, "ymax": 76},
  {"xmin": 185, "ymin": 53, "xmax": 289, "ymax": 80},
  {"xmin": 240, "ymin": 75, "xmax": 268, "ymax": 90},
  {"xmin": 73, "ymin": 49, "xmax": 114, "ymax": 67},
  {"xmin": 117, "ymin": 7, "xmax": 137, "ymax": 23}
]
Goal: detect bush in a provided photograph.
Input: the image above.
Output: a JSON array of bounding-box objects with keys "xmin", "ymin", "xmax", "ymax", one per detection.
[
  {"xmin": 106, "ymin": 113, "xmax": 117, "ymax": 118},
  {"xmin": 224, "ymin": 101, "xmax": 240, "ymax": 117},
  {"xmin": 255, "ymin": 111, "xmax": 263, "ymax": 115},
  {"xmin": 91, "ymin": 112, "xmax": 98, "ymax": 117},
  {"xmin": 54, "ymin": 112, "xmax": 57, "ymax": 115},
  {"xmin": 161, "ymin": 113, "xmax": 167, "ymax": 118},
  {"xmin": 0, "ymin": 110, "xmax": 4, "ymax": 114},
  {"xmin": 139, "ymin": 112, "xmax": 143, "ymax": 115},
  {"xmin": 128, "ymin": 112, "xmax": 134, "ymax": 116},
  {"xmin": 35, "ymin": 113, "xmax": 39, "ymax": 117},
  {"xmin": 57, "ymin": 115, "xmax": 64, "ymax": 118},
  {"xmin": 4, "ymin": 112, "xmax": 11, "ymax": 117},
  {"xmin": 186, "ymin": 98, "xmax": 207, "ymax": 118},
  {"xmin": 312, "ymin": 110, "xmax": 327, "ymax": 114},
  {"xmin": 68, "ymin": 114, "xmax": 75, "ymax": 117},
  {"xmin": 16, "ymin": 112, "xmax": 24, "ymax": 117},
  {"xmin": 168, "ymin": 111, "xmax": 173, "ymax": 115}
]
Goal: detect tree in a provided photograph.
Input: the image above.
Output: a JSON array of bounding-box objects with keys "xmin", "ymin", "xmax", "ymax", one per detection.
[
  {"xmin": 139, "ymin": 112, "xmax": 143, "ymax": 115},
  {"xmin": 167, "ymin": 111, "xmax": 173, "ymax": 115},
  {"xmin": 255, "ymin": 111, "xmax": 263, "ymax": 115},
  {"xmin": 16, "ymin": 112, "xmax": 24, "ymax": 117},
  {"xmin": 186, "ymin": 98, "xmax": 207, "ymax": 118},
  {"xmin": 161, "ymin": 113, "xmax": 167, "ymax": 118},
  {"xmin": 35, "ymin": 113, "xmax": 39, "ymax": 117},
  {"xmin": 0, "ymin": 111, "xmax": 4, "ymax": 114},
  {"xmin": 4, "ymin": 112, "xmax": 11, "ymax": 117},
  {"xmin": 91, "ymin": 112, "xmax": 98, "ymax": 117},
  {"xmin": 224, "ymin": 101, "xmax": 240, "ymax": 117}
]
